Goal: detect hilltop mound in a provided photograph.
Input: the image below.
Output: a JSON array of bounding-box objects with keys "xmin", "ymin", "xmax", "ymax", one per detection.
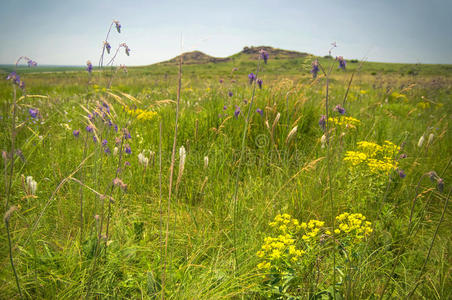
[
  {"xmin": 238, "ymin": 46, "xmax": 309, "ymax": 60},
  {"xmin": 161, "ymin": 51, "xmax": 230, "ymax": 65}
]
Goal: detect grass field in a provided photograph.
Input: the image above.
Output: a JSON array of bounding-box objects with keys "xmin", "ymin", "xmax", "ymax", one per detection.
[{"xmin": 1, "ymin": 48, "xmax": 451, "ymax": 299}]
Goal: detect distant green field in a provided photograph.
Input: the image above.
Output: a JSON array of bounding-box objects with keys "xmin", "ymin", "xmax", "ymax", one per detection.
[{"xmin": 1, "ymin": 49, "xmax": 451, "ymax": 299}]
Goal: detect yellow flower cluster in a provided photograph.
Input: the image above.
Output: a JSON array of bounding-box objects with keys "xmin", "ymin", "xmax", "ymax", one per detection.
[
  {"xmin": 328, "ymin": 116, "xmax": 361, "ymax": 129},
  {"xmin": 256, "ymin": 234, "xmax": 305, "ymax": 269},
  {"xmin": 344, "ymin": 140, "xmax": 399, "ymax": 174},
  {"xmin": 269, "ymin": 213, "xmax": 301, "ymax": 233},
  {"xmin": 124, "ymin": 106, "xmax": 158, "ymax": 121},
  {"xmin": 334, "ymin": 212, "xmax": 373, "ymax": 242}
]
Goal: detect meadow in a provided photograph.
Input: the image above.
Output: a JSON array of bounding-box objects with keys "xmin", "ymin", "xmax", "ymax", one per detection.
[{"xmin": 0, "ymin": 46, "xmax": 451, "ymax": 299}]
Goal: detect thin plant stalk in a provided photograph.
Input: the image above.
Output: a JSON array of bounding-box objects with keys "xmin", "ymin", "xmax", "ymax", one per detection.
[
  {"xmin": 99, "ymin": 22, "xmax": 114, "ymax": 68},
  {"xmin": 232, "ymin": 56, "xmax": 261, "ymax": 271},
  {"xmin": 319, "ymin": 61, "xmax": 337, "ymax": 298},
  {"xmin": 4, "ymin": 84, "xmax": 22, "ymax": 297},
  {"xmin": 159, "ymin": 121, "xmax": 163, "ymax": 266},
  {"xmin": 162, "ymin": 54, "xmax": 183, "ymax": 299}
]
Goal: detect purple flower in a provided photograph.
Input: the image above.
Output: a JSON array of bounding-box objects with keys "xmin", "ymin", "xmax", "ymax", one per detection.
[
  {"xmin": 114, "ymin": 20, "xmax": 121, "ymax": 33},
  {"xmin": 6, "ymin": 72, "xmax": 17, "ymax": 81},
  {"xmin": 337, "ymin": 56, "xmax": 346, "ymax": 70},
  {"xmin": 93, "ymin": 136, "xmax": 98, "ymax": 143},
  {"xmin": 223, "ymin": 105, "xmax": 227, "ymax": 110},
  {"xmin": 248, "ymin": 73, "xmax": 256, "ymax": 84},
  {"xmin": 334, "ymin": 104, "xmax": 345, "ymax": 115},
  {"xmin": 19, "ymin": 81, "xmax": 25, "ymax": 90},
  {"xmin": 102, "ymin": 139, "xmax": 108, "ymax": 147},
  {"xmin": 124, "ymin": 161, "xmax": 130, "ymax": 167},
  {"xmin": 125, "ymin": 46, "xmax": 130, "ymax": 56},
  {"xmin": 104, "ymin": 147, "xmax": 111, "ymax": 154},
  {"xmin": 437, "ymin": 178, "xmax": 444, "ymax": 193},
  {"xmin": 86, "ymin": 125, "xmax": 93, "ymax": 132},
  {"xmin": 311, "ymin": 60, "xmax": 319, "ymax": 79},
  {"xmin": 123, "ymin": 128, "xmax": 131, "ymax": 139},
  {"xmin": 73, "ymin": 130, "xmax": 80, "ymax": 137},
  {"xmin": 114, "ymin": 124, "xmax": 118, "ymax": 132},
  {"xmin": 234, "ymin": 106, "xmax": 241, "ymax": 119},
  {"xmin": 125, "ymin": 144, "xmax": 131, "ymax": 154},
  {"xmin": 27, "ymin": 60, "xmax": 37, "ymax": 67},
  {"xmin": 400, "ymin": 154, "xmax": 407, "ymax": 159},
  {"xmin": 86, "ymin": 61, "xmax": 93, "ymax": 73},
  {"xmin": 257, "ymin": 79, "xmax": 263, "ymax": 89},
  {"xmin": 319, "ymin": 115, "xmax": 326, "ymax": 131},
  {"xmin": 256, "ymin": 108, "xmax": 263, "ymax": 116},
  {"xmin": 260, "ymin": 49, "xmax": 269, "ymax": 64},
  {"xmin": 105, "ymin": 41, "xmax": 111, "ymax": 54},
  {"xmin": 228, "ymin": 91, "xmax": 233, "ymax": 97},
  {"xmin": 219, "ymin": 79, "xmax": 224, "ymax": 84},
  {"xmin": 398, "ymin": 169, "xmax": 406, "ymax": 178},
  {"xmin": 29, "ymin": 108, "xmax": 38, "ymax": 118}
]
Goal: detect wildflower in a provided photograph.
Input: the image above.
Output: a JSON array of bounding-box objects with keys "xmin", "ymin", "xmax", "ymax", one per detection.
[
  {"xmin": 428, "ymin": 133, "xmax": 434, "ymax": 145},
  {"xmin": 228, "ymin": 91, "xmax": 233, "ymax": 97},
  {"xmin": 125, "ymin": 46, "xmax": 130, "ymax": 56},
  {"xmin": 428, "ymin": 171, "xmax": 438, "ymax": 182},
  {"xmin": 248, "ymin": 73, "xmax": 256, "ymax": 84},
  {"xmin": 93, "ymin": 136, "xmax": 97, "ymax": 143},
  {"xmin": 204, "ymin": 156, "xmax": 209, "ymax": 169},
  {"xmin": 29, "ymin": 108, "xmax": 38, "ymax": 118},
  {"xmin": 26, "ymin": 176, "xmax": 37, "ymax": 195},
  {"xmin": 113, "ymin": 147, "xmax": 118, "ymax": 156},
  {"xmin": 123, "ymin": 128, "xmax": 131, "ymax": 139},
  {"xmin": 113, "ymin": 20, "xmax": 121, "ymax": 33},
  {"xmin": 27, "ymin": 60, "xmax": 37, "ymax": 67},
  {"xmin": 73, "ymin": 130, "xmax": 80, "ymax": 137},
  {"xmin": 334, "ymin": 104, "xmax": 345, "ymax": 115},
  {"xmin": 311, "ymin": 60, "xmax": 319, "ymax": 78},
  {"xmin": 102, "ymin": 139, "xmax": 108, "ymax": 147},
  {"xmin": 179, "ymin": 146, "xmax": 186, "ymax": 168},
  {"xmin": 104, "ymin": 147, "xmax": 111, "ymax": 154},
  {"xmin": 219, "ymin": 79, "xmax": 224, "ymax": 83},
  {"xmin": 417, "ymin": 135, "xmax": 425, "ymax": 147},
  {"xmin": 400, "ymin": 154, "xmax": 407, "ymax": 159},
  {"xmin": 256, "ymin": 108, "xmax": 263, "ymax": 116},
  {"xmin": 397, "ymin": 169, "xmax": 406, "ymax": 178},
  {"xmin": 260, "ymin": 49, "xmax": 269, "ymax": 64},
  {"xmin": 337, "ymin": 56, "xmax": 346, "ymax": 70},
  {"xmin": 234, "ymin": 106, "xmax": 241, "ymax": 119},
  {"xmin": 86, "ymin": 125, "xmax": 93, "ymax": 132},
  {"xmin": 104, "ymin": 41, "xmax": 111, "ymax": 54},
  {"xmin": 19, "ymin": 80, "xmax": 25, "ymax": 89},
  {"xmin": 257, "ymin": 79, "xmax": 263, "ymax": 89},
  {"xmin": 319, "ymin": 115, "xmax": 326, "ymax": 131},
  {"xmin": 138, "ymin": 152, "xmax": 149, "ymax": 166},
  {"xmin": 437, "ymin": 178, "xmax": 444, "ymax": 192},
  {"xmin": 86, "ymin": 60, "xmax": 93, "ymax": 73},
  {"xmin": 124, "ymin": 161, "xmax": 130, "ymax": 166},
  {"xmin": 125, "ymin": 144, "xmax": 131, "ymax": 154},
  {"xmin": 321, "ymin": 134, "xmax": 326, "ymax": 148},
  {"xmin": 113, "ymin": 178, "xmax": 127, "ymax": 191},
  {"xmin": 223, "ymin": 105, "xmax": 227, "ymax": 110}
]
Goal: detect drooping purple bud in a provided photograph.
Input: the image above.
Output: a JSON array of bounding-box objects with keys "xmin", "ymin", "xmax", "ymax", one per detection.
[
  {"xmin": 260, "ymin": 49, "xmax": 269, "ymax": 64},
  {"xmin": 248, "ymin": 73, "xmax": 256, "ymax": 84},
  {"xmin": 311, "ymin": 60, "xmax": 319, "ymax": 79},
  {"xmin": 219, "ymin": 79, "xmax": 224, "ymax": 84},
  {"xmin": 228, "ymin": 91, "xmax": 233, "ymax": 97},
  {"xmin": 234, "ymin": 106, "xmax": 241, "ymax": 119},
  {"xmin": 257, "ymin": 79, "xmax": 263, "ymax": 89},
  {"xmin": 86, "ymin": 125, "xmax": 93, "ymax": 133},
  {"xmin": 113, "ymin": 20, "xmax": 121, "ymax": 33},
  {"xmin": 337, "ymin": 56, "xmax": 346, "ymax": 70},
  {"xmin": 93, "ymin": 136, "xmax": 98, "ymax": 143},
  {"xmin": 125, "ymin": 144, "xmax": 131, "ymax": 154},
  {"xmin": 334, "ymin": 104, "xmax": 345, "ymax": 115},
  {"xmin": 398, "ymin": 169, "xmax": 406, "ymax": 178},
  {"xmin": 319, "ymin": 115, "xmax": 326, "ymax": 131},
  {"xmin": 223, "ymin": 105, "xmax": 227, "ymax": 110},
  {"xmin": 105, "ymin": 41, "xmax": 111, "ymax": 54},
  {"xmin": 29, "ymin": 108, "xmax": 38, "ymax": 118},
  {"xmin": 256, "ymin": 108, "xmax": 263, "ymax": 116},
  {"xmin": 86, "ymin": 61, "xmax": 93, "ymax": 73},
  {"xmin": 400, "ymin": 154, "xmax": 407, "ymax": 159},
  {"xmin": 437, "ymin": 178, "xmax": 444, "ymax": 193},
  {"xmin": 73, "ymin": 130, "xmax": 80, "ymax": 137},
  {"xmin": 104, "ymin": 147, "xmax": 111, "ymax": 154},
  {"xmin": 102, "ymin": 139, "xmax": 108, "ymax": 147},
  {"xmin": 19, "ymin": 81, "xmax": 25, "ymax": 90}
]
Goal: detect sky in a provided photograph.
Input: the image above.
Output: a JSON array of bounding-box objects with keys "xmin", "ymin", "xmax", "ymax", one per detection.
[{"xmin": 1, "ymin": 0, "xmax": 451, "ymax": 66}]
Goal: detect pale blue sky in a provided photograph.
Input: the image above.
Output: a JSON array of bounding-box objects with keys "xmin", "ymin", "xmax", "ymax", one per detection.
[{"xmin": 1, "ymin": 0, "xmax": 451, "ymax": 65}]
